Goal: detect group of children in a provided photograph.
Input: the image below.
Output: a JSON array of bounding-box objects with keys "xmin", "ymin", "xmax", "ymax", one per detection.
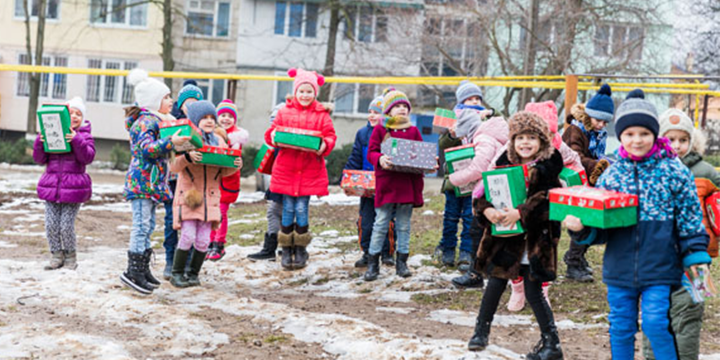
[{"xmin": 32, "ymin": 67, "xmax": 716, "ymax": 359}]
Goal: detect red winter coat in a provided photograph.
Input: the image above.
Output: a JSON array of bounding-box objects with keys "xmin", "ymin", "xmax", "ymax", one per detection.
[
  {"xmin": 219, "ymin": 125, "xmax": 249, "ymax": 204},
  {"xmin": 264, "ymin": 98, "xmax": 337, "ymax": 197},
  {"xmin": 367, "ymin": 126, "xmax": 425, "ymax": 208}
]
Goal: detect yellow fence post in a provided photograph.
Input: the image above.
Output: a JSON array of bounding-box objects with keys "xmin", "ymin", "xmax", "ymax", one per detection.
[{"xmin": 564, "ymin": 75, "xmax": 579, "ymax": 128}]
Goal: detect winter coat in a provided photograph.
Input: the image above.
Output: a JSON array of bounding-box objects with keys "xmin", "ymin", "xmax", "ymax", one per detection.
[
  {"xmin": 439, "ymin": 132, "xmax": 463, "ymax": 193},
  {"xmin": 580, "ymin": 151, "xmax": 711, "ymax": 288},
  {"xmin": 123, "ymin": 110, "xmax": 176, "ymax": 202},
  {"xmin": 557, "ymin": 141, "xmax": 584, "ymax": 172},
  {"xmin": 344, "ymin": 122, "xmax": 376, "ymax": 171},
  {"xmin": 694, "ymin": 178, "xmax": 719, "ymax": 258},
  {"xmin": 473, "ymin": 149, "xmax": 564, "ymax": 282},
  {"xmin": 170, "ymin": 137, "xmax": 239, "ymax": 230},
  {"xmin": 264, "ymin": 98, "xmax": 337, "ymax": 197},
  {"xmin": 367, "ymin": 125, "xmax": 425, "ymax": 208},
  {"xmin": 33, "ymin": 120, "xmax": 95, "ymax": 203},
  {"xmin": 448, "ymin": 116, "xmax": 508, "ymax": 198},
  {"xmin": 562, "ymin": 124, "xmax": 600, "ymax": 174},
  {"xmin": 219, "ymin": 125, "xmax": 249, "ymax": 204},
  {"xmin": 683, "ymin": 151, "xmax": 720, "ymax": 188}
]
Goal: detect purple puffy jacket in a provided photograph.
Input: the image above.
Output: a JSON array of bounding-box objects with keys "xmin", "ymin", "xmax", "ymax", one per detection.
[{"xmin": 33, "ymin": 120, "xmax": 95, "ymax": 203}]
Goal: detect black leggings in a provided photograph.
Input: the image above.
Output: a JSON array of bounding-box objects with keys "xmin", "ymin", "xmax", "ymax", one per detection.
[{"xmin": 477, "ymin": 266, "xmax": 556, "ymax": 334}]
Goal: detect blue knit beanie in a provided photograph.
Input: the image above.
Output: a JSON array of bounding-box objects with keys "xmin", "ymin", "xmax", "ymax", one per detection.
[
  {"xmin": 187, "ymin": 100, "xmax": 217, "ymax": 127},
  {"xmin": 614, "ymin": 89, "xmax": 659, "ymax": 140},
  {"xmin": 177, "ymin": 84, "xmax": 204, "ymax": 109},
  {"xmin": 585, "ymin": 84, "xmax": 614, "ymax": 122},
  {"xmin": 368, "ymin": 95, "xmax": 383, "ymax": 113},
  {"xmin": 455, "ymin": 80, "xmax": 483, "ymax": 105}
]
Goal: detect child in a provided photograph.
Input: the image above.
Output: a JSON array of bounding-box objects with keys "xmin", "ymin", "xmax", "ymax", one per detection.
[
  {"xmin": 163, "ymin": 82, "xmax": 204, "ymax": 279},
  {"xmin": 641, "ymin": 108, "xmax": 719, "ymax": 360},
  {"xmin": 265, "ymin": 68, "xmax": 337, "ymax": 270},
  {"xmin": 564, "ymin": 90, "xmax": 711, "ymax": 360},
  {"xmin": 364, "ymin": 87, "xmax": 427, "ymax": 281},
  {"xmin": 169, "ymin": 100, "xmax": 241, "ymax": 287},
  {"xmin": 447, "ymin": 108, "xmax": 508, "ymax": 289},
  {"xmin": 469, "ymin": 111, "xmax": 563, "ymax": 360},
  {"xmin": 344, "ymin": 95, "xmax": 396, "ymax": 268},
  {"xmin": 121, "ymin": 69, "xmax": 190, "ymax": 295},
  {"xmin": 561, "ymin": 84, "xmax": 615, "ymax": 282},
  {"xmin": 207, "ymin": 99, "xmax": 249, "ymax": 261},
  {"xmin": 34, "ymin": 96, "xmax": 95, "ymax": 270}
]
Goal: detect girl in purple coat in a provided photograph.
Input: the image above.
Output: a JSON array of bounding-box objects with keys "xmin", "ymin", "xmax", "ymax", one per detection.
[{"xmin": 33, "ymin": 96, "xmax": 96, "ymax": 270}]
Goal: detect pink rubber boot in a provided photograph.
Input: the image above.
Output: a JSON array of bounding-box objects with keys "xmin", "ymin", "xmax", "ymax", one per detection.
[
  {"xmin": 507, "ymin": 277, "xmax": 525, "ymax": 312},
  {"xmin": 542, "ymin": 282, "xmax": 552, "ymax": 309}
]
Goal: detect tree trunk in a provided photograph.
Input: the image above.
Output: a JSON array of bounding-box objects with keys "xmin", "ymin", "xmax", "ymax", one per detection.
[
  {"xmin": 317, "ymin": 1, "xmax": 340, "ymax": 102},
  {"xmin": 24, "ymin": 0, "xmax": 47, "ymax": 136},
  {"xmin": 518, "ymin": 0, "xmax": 539, "ymax": 110},
  {"xmin": 162, "ymin": 0, "xmax": 174, "ymax": 90}
]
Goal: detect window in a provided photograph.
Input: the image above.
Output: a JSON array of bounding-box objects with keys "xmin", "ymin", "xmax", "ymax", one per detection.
[
  {"xmin": 335, "ymin": 84, "xmax": 355, "ymax": 114},
  {"xmin": 332, "ymin": 83, "xmax": 381, "ymax": 115},
  {"xmin": 14, "ymin": 0, "xmax": 59, "ymax": 20},
  {"xmin": 421, "ymin": 16, "xmax": 483, "ymax": 77},
  {"xmin": 275, "ymin": 79, "xmax": 293, "ymax": 105},
  {"xmin": 274, "ymin": 1, "xmax": 318, "ymax": 38},
  {"xmin": 519, "ymin": 19, "xmax": 563, "ymax": 53},
  {"xmin": 16, "ymin": 54, "xmax": 67, "ymax": 99},
  {"xmin": 90, "ymin": 0, "xmax": 147, "ymax": 27},
  {"xmin": 343, "ymin": 5, "xmax": 387, "ymax": 43},
  {"xmin": 191, "ymin": 79, "xmax": 226, "ymax": 105},
  {"xmin": 186, "ymin": 0, "xmax": 231, "ymax": 37},
  {"xmin": 593, "ymin": 24, "xmax": 644, "ymax": 60},
  {"xmin": 594, "ymin": 25, "xmax": 610, "ymax": 57},
  {"xmin": 121, "ymin": 62, "xmax": 138, "ymax": 104},
  {"xmin": 87, "ymin": 59, "xmax": 138, "ymax": 104}
]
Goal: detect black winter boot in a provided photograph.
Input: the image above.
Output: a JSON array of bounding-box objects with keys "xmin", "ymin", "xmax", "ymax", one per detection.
[
  {"xmin": 354, "ymin": 252, "xmax": 369, "ymax": 268},
  {"xmin": 566, "ymin": 264, "xmax": 593, "ymax": 283},
  {"xmin": 170, "ymin": 249, "xmax": 190, "ymax": 288},
  {"xmin": 248, "ymin": 233, "xmax": 278, "ymax": 261},
  {"xmin": 526, "ymin": 329, "xmax": 563, "ymax": 360},
  {"xmin": 364, "ymin": 253, "xmax": 381, "ymax": 281},
  {"xmin": 278, "ymin": 225, "xmax": 294, "ymax": 270},
  {"xmin": 395, "ymin": 253, "xmax": 412, "ymax": 278},
  {"xmin": 120, "ymin": 251, "xmax": 153, "ymax": 295},
  {"xmin": 452, "ymin": 270, "xmax": 484, "ymax": 289},
  {"xmin": 468, "ymin": 319, "xmax": 491, "ymax": 351},
  {"xmin": 281, "ymin": 247, "xmax": 294, "ymax": 270},
  {"xmin": 186, "ymin": 250, "xmax": 207, "ymax": 287},
  {"xmin": 381, "ymin": 252, "xmax": 395, "ymax": 267},
  {"xmin": 143, "ymin": 249, "xmax": 161, "ymax": 289},
  {"xmin": 293, "ymin": 246, "xmax": 309, "ymax": 269}
]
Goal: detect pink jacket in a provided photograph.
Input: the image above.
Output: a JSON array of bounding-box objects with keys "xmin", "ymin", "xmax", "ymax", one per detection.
[
  {"xmin": 448, "ymin": 116, "xmax": 508, "ymax": 197},
  {"xmin": 558, "ymin": 141, "xmax": 584, "ymax": 172}
]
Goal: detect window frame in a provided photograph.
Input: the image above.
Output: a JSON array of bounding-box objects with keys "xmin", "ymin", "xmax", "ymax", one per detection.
[
  {"xmin": 333, "ymin": 83, "xmax": 380, "ymax": 117},
  {"xmin": 13, "ymin": 0, "xmax": 61, "ymax": 21},
  {"xmin": 185, "ymin": 0, "xmax": 232, "ymax": 39},
  {"xmin": 15, "ymin": 53, "xmax": 68, "ymax": 100},
  {"xmin": 343, "ymin": 5, "xmax": 387, "ymax": 43},
  {"xmin": 89, "ymin": 0, "xmax": 148, "ymax": 29},
  {"xmin": 274, "ymin": 1, "xmax": 318, "ymax": 39},
  {"xmin": 592, "ymin": 23, "xmax": 644, "ymax": 61},
  {"xmin": 86, "ymin": 59, "xmax": 139, "ymax": 105}
]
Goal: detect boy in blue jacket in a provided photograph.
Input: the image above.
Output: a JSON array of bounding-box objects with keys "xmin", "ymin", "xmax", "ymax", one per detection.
[
  {"xmin": 344, "ymin": 96, "xmax": 396, "ymax": 268},
  {"xmin": 564, "ymin": 90, "xmax": 711, "ymax": 360}
]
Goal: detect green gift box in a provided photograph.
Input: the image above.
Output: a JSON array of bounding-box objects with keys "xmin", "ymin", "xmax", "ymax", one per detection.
[
  {"xmin": 197, "ymin": 145, "xmax": 242, "ymax": 168},
  {"xmin": 559, "ymin": 168, "xmax": 588, "ymax": 187},
  {"xmin": 482, "ymin": 165, "xmax": 528, "ymax": 235},
  {"xmin": 37, "ymin": 104, "xmax": 72, "ymax": 153},
  {"xmin": 254, "ymin": 143, "xmax": 277, "ymax": 175},
  {"xmin": 433, "ymin": 108, "xmax": 457, "ymax": 133},
  {"xmin": 159, "ymin": 119, "xmax": 203, "ymax": 152},
  {"xmin": 445, "ymin": 144, "xmax": 476, "ymax": 197},
  {"xmin": 549, "ymin": 186, "xmax": 638, "ymax": 229},
  {"xmin": 275, "ymin": 126, "xmax": 323, "ymax": 151}
]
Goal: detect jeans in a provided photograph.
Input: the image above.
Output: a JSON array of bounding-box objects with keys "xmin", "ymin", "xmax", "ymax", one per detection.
[
  {"xmin": 607, "ymin": 285, "xmax": 677, "ymax": 360},
  {"xmin": 211, "ymin": 202, "xmax": 230, "ymax": 244},
  {"xmin": 440, "ymin": 190, "xmax": 473, "ymax": 253},
  {"xmin": 370, "ymin": 203, "xmax": 412, "ymax": 255},
  {"xmin": 281, "ymin": 195, "xmax": 310, "ymax": 227},
  {"xmin": 179, "ymin": 220, "xmax": 213, "ymax": 252},
  {"xmin": 163, "ymin": 179, "xmax": 178, "ymax": 263},
  {"xmin": 129, "ymin": 199, "xmax": 156, "ymax": 254},
  {"xmin": 643, "ymin": 287, "xmax": 704, "ymax": 360},
  {"xmin": 359, "ymin": 196, "xmax": 393, "ymax": 254}
]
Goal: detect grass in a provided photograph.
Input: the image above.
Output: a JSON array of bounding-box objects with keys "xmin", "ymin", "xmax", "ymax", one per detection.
[{"xmin": 263, "ymin": 334, "xmax": 289, "ymax": 344}]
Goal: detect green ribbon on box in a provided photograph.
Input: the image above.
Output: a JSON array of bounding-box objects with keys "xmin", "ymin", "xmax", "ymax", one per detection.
[
  {"xmin": 37, "ymin": 104, "xmax": 72, "ymax": 153},
  {"xmin": 482, "ymin": 166, "xmax": 527, "ymax": 235}
]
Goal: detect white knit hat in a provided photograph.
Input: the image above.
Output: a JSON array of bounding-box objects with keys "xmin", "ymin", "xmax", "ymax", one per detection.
[
  {"xmin": 127, "ymin": 68, "xmax": 170, "ymax": 112},
  {"xmin": 659, "ymin": 108, "xmax": 695, "ymax": 149},
  {"xmin": 67, "ymin": 96, "xmax": 86, "ymax": 116}
]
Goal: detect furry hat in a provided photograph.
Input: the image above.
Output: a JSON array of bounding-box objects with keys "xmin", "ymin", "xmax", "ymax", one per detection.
[
  {"xmin": 570, "ymin": 103, "xmax": 592, "ymax": 129},
  {"xmin": 127, "ymin": 68, "xmax": 170, "ymax": 112},
  {"xmin": 67, "ymin": 96, "xmax": 86, "ymax": 117},
  {"xmin": 288, "ymin": 68, "xmax": 325, "ymax": 97},
  {"xmin": 507, "ymin": 111, "xmax": 554, "ymax": 164},
  {"xmin": 381, "ymin": 87, "xmax": 412, "ymax": 115}
]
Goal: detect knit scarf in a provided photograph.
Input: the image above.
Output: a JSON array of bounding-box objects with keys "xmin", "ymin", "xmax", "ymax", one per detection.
[
  {"xmin": 618, "ymin": 137, "xmax": 677, "ymax": 162},
  {"xmin": 572, "ymin": 119, "xmax": 607, "ymax": 159},
  {"xmin": 382, "ymin": 115, "xmax": 411, "ymax": 130}
]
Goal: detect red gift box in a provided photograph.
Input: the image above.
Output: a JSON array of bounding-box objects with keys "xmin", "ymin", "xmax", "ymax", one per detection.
[
  {"xmin": 706, "ymin": 192, "xmax": 720, "ymax": 236},
  {"xmin": 254, "ymin": 143, "xmax": 276, "ymax": 175},
  {"xmin": 197, "ymin": 145, "xmax": 242, "ymax": 168},
  {"xmin": 341, "ymin": 170, "xmax": 375, "ymax": 197}
]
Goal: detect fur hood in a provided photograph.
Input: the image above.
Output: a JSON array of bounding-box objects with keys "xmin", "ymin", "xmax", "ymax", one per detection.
[{"xmin": 569, "ymin": 103, "xmax": 593, "ymax": 130}]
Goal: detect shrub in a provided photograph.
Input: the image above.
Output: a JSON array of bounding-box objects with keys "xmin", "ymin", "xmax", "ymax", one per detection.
[
  {"xmin": 241, "ymin": 145, "xmax": 259, "ymax": 178},
  {"xmin": 110, "ymin": 143, "xmax": 131, "ymax": 171},
  {"xmin": 0, "ymin": 138, "xmax": 34, "ymax": 165},
  {"xmin": 325, "ymin": 143, "xmax": 354, "ymax": 185}
]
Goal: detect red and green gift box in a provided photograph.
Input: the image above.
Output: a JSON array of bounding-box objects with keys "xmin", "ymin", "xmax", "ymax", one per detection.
[
  {"xmin": 254, "ymin": 143, "xmax": 276, "ymax": 175},
  {"xmin": 197, "ymin": 145, "xmax": 242, "ymax": 168},
  {"xmin": 559, "ymin": 167, "xmax": 588, "ymax": 187},
  {"xmin": 433, "ymin": 108, "xmax": 457, "ymax": 133},
  {"xmin": 549, "ymin": 186, "xmax": 638, "ymax": 229},
  {"xmin": 37, "ymin": 104, "xmax": 72, "ymax": 153},
  {"xmin": 445, "ymin": 144, "xmax": 476, "ymax": 197},
  {"xmin": 706, "ymin": 192, "xmax": 720, "ymax": 236},
  {"xmin": 275, "ymin": 126, "xmax": 323, "ymax": 151},
  {"xmin": 380, "ymin": 138, "xmax": 438, "ymax": 174},
  {"xmin": 341, "ymin": 170, "xmax": 376, "ymax": 197},
  {"xmin": 159, "ymin": 119, "xmax": 203, "ymax": 152},
  {"xmin": 482, "ymin": 165, "xmax": 528, "ymax": 235}
]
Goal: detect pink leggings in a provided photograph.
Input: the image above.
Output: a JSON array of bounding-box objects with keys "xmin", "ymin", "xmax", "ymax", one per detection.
[
  {"xmin": 512, "ymin": 276, "xmax": 550, "ymax": 287},
  {"xmin": 179, "ymin": 220, "xmax": 213, "ymax": 252},
  {"xmin": 210, "ymin": 202, "xmax": 230, "ymax": 244}
]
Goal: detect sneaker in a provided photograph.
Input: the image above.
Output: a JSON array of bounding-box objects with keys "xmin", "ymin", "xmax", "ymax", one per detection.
[
  {"xmin": 441, "ymin": 250, "xmax": 455, "ymax": 267},
  {"xmin": 452, "ymin": 271, "xmax": 484, "ymax": 289},
  {"xmin": 207, "ymin": 243, "xmax": 225, "ymax": 262}
]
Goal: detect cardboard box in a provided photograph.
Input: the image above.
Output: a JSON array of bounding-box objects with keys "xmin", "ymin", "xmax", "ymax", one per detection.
[
  {"xmin": 275, "ymin": 126, "xmax": 323, "ymax": 151},
  {"xmin": 197, "ymin": 145, "xmax": 242, "ymax": 168},
  {"xmin": 549, "ymin": 186, "xmax": 638, "ymax": 229},
  {"xmin": 445, "ymin": 144, "xmax": 477, "ymax": 197},
  {"xmin": 37, "ymin": 104, "xmax": 72, "ymax": 153},
  {"xmin": 159, "ymin": 119, "xmax": 203, "ymax": 152},
  {"xmin": 559, "ymin": 167, "xmax": 588, "ymax": 187},
  {"xmin": 254, "ymin": 143, "xmax": 276, "ymax": 175},
  {"xmin": 433, "ymin": 108, "xmax": 457, "ymax": 133},
  {"xmin": 706, "ymin": 192, "xmax": 720, "ymax": 236},
  {"xmin": 380, "ymin": 138, "xmax": 438, "ymax": 174},
  {"xmin": 482, "ymin": 166, "xmax": 528, "ymax": 235},
  {"xmin": 341, "ymin": 170, "xmax": 376, "ymax": 197}
]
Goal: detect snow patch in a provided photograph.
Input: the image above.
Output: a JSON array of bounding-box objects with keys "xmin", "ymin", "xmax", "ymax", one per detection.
[
  {"xmin": 0, "ymin": 240, "xmax": 18, "ymax": 248},
  {"xmin": 236, "ymin": 191, "xmax": 265, "ymax": 203},
  {"xmin": 310, "ymin": 193, "xmax": 359, "ymax": 206},
  {"xmin": 376, "ymin": 307, "xmax": 415, "ymax": 315},
  {"xmin": 422, "ymin": 210, "xmax": 435, "ymax": 216}
]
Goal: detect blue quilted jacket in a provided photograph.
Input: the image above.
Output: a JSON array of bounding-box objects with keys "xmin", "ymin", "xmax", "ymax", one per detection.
[{"xmin": 344, "ymin": 122, "xmax": 375, "ymax": 172}]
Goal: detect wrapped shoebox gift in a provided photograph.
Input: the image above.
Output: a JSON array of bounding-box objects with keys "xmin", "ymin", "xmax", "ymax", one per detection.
[
  {"xmin": 380, "ymin": 138, "xmax": 438, "ymax": 174},
  {"xmin": 706, "ymin": 192, "xmax": 720, "ymax": 236},
  {"xmin": 482, "ymin": 166, "xmax": 528, "ymax": 235},
  {"xmin": 254, "ymin": 143, "xmax": 277, "ymax": 175},
  {"xmin": 445, "ymin": 144, "xmax": 477, "ymax": 197},
  {"xmin": 433, "ymin": 108, "xmax": 457, "ymax": 133},
  {"xmin": 340, "ymin": 170, "xmax": 376, "ymax": 197},
  {"xmin": 159, "ymin": 119, "xmax": 203, "ymax": 152},
  {"xmin": 197, "ymin": 145, "xmax": 242, "ymax": 168},
  {"xmin": 37, "ymin": 104, "xmax": 72, "ymax": 153},
  {"xmin": 274, "ymin": 126, "xmax": 323, "ymax": 151},
  {"xmin": 549, "ymin": 186, "xmax": 638, "ymax": 229},
  {"xmin": 559, "ymin": 167, "xmax": 588, "ymax": 187}
]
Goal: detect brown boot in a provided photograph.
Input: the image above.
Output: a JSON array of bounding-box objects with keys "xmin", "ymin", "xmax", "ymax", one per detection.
[
  {"xmin": 292, "ymin": 225, "xmax": 311, "ymax": 269},
  {"xmin": 44, "ymin": 251, "xmax": 65, "ymax": 270}
]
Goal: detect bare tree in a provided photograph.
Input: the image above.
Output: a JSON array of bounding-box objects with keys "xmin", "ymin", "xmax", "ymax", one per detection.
[
  {"xmin": 686, "ymin": 0, "xmax": 720, "ymax": 76},
  {"xmin": 23, "ymin": 0, "xmax": 48, "ymax": 135}
]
